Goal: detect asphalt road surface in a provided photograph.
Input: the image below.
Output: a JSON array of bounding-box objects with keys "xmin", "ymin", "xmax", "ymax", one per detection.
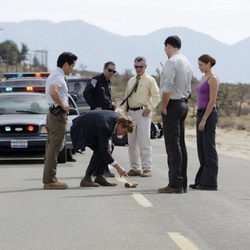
[{"xmin": 0, "ymin": 138, "xmax": 250, "ymax": 250}]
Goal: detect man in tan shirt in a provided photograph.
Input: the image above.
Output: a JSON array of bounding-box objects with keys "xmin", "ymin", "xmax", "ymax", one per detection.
[{"xmin": 122, "ymin": 56, "xmax": 160, "ymax": 177}]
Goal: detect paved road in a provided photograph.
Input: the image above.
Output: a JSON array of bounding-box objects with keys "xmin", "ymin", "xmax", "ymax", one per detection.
[{"xmin": 0, "ymin": 139, "xmax": 250, "ymax": 250}]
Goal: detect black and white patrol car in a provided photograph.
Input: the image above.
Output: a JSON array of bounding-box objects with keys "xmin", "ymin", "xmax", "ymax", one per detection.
[{"xmin": 0, "ymin": 91, "xmax": 79, "ymax": 163}]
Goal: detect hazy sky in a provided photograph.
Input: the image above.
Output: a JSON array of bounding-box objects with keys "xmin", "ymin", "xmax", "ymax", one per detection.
[{"xmin": 1, "ymin": 0, "xmax": 250, "ymax": 45}]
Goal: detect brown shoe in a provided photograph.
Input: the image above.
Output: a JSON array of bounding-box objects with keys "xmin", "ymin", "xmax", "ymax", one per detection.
[
  {"xmin": 158, "ymin": 186, "xmax": 183, "ymax": 194},
  {"xmin": 141, "ymin": 169, "xmax": 152, "ymax": 177},
  {"xmin": 80, "ymin": 176, "xmax": 100, "ymax": 187},
  {"xmin": 44, "ymin": 181, "xmax": 68, "ymax": 190},
  {"xmin": 127, "ymin": 169, "xmax": 141, "ymax": 176},
  {"xmin": 94, "ymin": 176, "xmax": 117, "ymax": 186}
]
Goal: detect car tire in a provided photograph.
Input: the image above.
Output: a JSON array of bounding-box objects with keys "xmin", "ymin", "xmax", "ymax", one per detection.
[
  {"xmin": 150, "ymin": 122, "xmax": 157, "ymax": 139},
  {"xmin": 58, "ymin": 146, "xmax": 67, "ymax": 163},
  {"xmin": 156, "ymin": 123, "xmax": 163, "ymax": 138}
]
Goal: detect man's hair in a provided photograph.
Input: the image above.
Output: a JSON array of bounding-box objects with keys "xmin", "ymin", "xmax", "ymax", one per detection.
[
  {"xmin": 164, "ymin": 36, "xmax": 182, "ymax": 49},
  {"xmin": 134, "ymin": 56, "xmax": 147, "ymax": 65},
  {"xmin": 117, "ymin": 116, "xmax": 135, "ymax": 133},
  {"xmin": 198, "ymin": 54, "xmax": 216, "ymax": 67},
  {"xmin": 57, "ymin": 52, "xmax": 78, "ymax": 68},
  {"xmin": 104, "ymin": 61, "xmax": 115, "ymax": 69}
]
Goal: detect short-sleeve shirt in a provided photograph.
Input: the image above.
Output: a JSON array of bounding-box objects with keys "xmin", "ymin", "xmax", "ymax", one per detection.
[
  {"xmin": 83, "ymin": 73, "xmax": 112, "ymax": 110},
  {"xmin": 45, "ymin": 67, "xmax": 68, "ymax": 106}
]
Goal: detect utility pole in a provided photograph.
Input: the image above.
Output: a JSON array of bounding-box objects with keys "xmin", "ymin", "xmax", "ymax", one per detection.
[{"xmin": 33, "ymin": 50, "xmax": 48, "ymax": 70}]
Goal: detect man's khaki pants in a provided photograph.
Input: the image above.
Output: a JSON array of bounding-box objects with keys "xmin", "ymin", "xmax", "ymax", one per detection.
[{"xmin": 43, "ymin": 112, "xmax": 67, "ymax": 184}]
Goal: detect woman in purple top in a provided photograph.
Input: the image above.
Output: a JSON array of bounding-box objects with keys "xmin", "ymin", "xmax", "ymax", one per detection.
[{"xmin": 189, "ymin": 54, "xmax": 219, "ymax": 190}]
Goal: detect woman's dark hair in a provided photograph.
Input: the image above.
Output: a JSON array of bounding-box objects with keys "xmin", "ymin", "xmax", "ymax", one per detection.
[
  {"xmin": 198, "ymin": 54, "xmax": 216, "ymax": 67},
  {"xmin": 164, "ymin": 36, "xmax": 182, "ymax": 49},
  {"xmin": 57, "ymin": 52, "xmax": 77, "ymax": 68}
]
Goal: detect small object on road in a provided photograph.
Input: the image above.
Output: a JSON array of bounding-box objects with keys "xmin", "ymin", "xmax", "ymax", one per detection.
[{"xmin": 124, "ymin": 182, "xmax": 138, "ymax": 188}]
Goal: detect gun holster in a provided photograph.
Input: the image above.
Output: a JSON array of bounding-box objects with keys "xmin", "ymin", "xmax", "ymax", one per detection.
[{"xmin": 49, "ymin": 106, "xmax": 65, "ymax": 116}]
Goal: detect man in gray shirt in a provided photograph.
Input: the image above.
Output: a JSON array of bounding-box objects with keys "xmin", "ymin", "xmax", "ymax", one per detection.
[
  {"xmin": 158, "ymin": 36, "xmax": 192, "ymax": 194},
  {"xmin": 43, "ymin": 52, "xmax": 77, "ymax": 190}
]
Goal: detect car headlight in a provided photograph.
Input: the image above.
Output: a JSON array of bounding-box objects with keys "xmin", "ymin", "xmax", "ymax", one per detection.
[{"xmin": 40, "ymin": 126, "xmax": 47, "ymax": 134}]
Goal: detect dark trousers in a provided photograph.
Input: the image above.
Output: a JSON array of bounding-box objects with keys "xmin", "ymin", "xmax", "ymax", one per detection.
[
  {"xmin": 91, "ymin": 143, "xmax": 114, "ymax": 175},
  {"xmin": 162, "ymin": 100, "xmax": 188, "ymax": 189},
  {"xmin": 195, "ymin": 108, "xmax": 218, "ymax": 187},
  {"xmin": 85, "ymin": 145, "xmax": 106, "ymax": 177},
  {"xmin": 85, "ymin": 143, "xmax": 114, "ymax": 177}
]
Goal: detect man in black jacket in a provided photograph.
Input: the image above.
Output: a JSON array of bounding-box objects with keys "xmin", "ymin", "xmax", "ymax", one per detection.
[
  {"xmin": 83, "ymin": 61, "xmax": 117, "ymax": 177},
  {"xmin": 83, "ymin": 61, "xmax": 116, "ymax": 111},
  {"xmin": 70, "ymin": 111, "xmax": 134, "ymax": 187}
]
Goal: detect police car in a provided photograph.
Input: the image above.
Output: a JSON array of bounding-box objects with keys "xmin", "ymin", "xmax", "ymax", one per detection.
[
  {"xmin": 0, "ymin": 73, "xmax": 79, "ymax": 162},
  {"xmin": 0, "ymin": 72, "xmax": 50, "ymax": 92},
  {"xmin": 1, "ymin": 73, "xmax": 90, "ymax": 112}
]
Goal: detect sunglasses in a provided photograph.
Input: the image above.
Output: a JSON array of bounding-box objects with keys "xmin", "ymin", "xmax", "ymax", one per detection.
[
  {"xmin": 107, "ymin": 68, "xmax": 116, "ymax": 74},
  {"xmin": 134, "ymin": 65, "xmax": 144, "ymax": 69}
]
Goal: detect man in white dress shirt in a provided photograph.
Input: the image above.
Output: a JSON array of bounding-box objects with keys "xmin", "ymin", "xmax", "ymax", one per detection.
[
  {"xmin": 43, "ymin": 52, "xmax": 77, "ymax": 190},
  {"xmin": 158, "ymin": 36, "xmax": 192, "ymax": 194}
]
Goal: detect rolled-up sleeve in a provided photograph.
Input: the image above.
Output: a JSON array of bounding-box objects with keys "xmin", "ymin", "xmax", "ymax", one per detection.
[{"xmin": 160, "ymin": 60, "xmax": 175, "ymax": 95}]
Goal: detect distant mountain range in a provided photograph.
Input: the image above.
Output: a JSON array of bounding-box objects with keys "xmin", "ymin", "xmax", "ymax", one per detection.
[{"xmin": 0, "ymin": 20, "xmax": 249, "ymax": 83}]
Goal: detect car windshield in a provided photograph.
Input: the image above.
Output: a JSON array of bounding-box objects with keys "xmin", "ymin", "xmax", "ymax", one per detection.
[{"xmin": 0, "ymin": 94, "xmax": 48, "ymax": 114}]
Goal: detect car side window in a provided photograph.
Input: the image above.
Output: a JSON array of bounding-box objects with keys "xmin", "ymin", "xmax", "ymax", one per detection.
[{"xmin": 68, "ymin": 80, "xmax": 89, "ymax": 105}]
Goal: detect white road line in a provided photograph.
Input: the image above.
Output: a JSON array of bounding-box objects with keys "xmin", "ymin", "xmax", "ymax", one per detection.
[
  {"xmin": 132, "ymin": 193, "xmax": 153, "ymax": 207},
  {"xmin": 116, "ymin": 177, "xmax": 152, "ymax": 208},
  {"xmin": 168, "ymin": 232, "xmax": 199, "ymax": 250}
]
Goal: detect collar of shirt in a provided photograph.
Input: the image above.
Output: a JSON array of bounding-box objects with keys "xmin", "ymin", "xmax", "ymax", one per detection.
[
  {"xmin": 136, "ymin": 72, "xmax": 147, "ymax": 79},
  {"xmin": 101, "ymin": 73, "xmax": 111, "ymax": 84},
  {"xmin": 56, "ymin": 67, "xmax": 66, "ymax": 77},
  {"xmin": 170, "ymin": 50, "xmax": 181, "ymax": 59}
]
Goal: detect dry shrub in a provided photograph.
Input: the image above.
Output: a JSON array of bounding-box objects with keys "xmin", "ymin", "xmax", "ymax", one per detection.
[{"xmin": 218, "ymin": 115, "xmax": 250, "ymax": 132}]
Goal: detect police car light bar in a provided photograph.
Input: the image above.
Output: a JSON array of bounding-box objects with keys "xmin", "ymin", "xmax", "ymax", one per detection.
[
  {"xmin": 26, "ymin": 86, "xmax": 46, "ymax": 92},
  {"xmin": 0, "ymin": 86, "xmax": 45, "ymax": 92},
  {"xmin": 3, "ymin": 72, "xmax": 50, "ymax": 79},
  {"xmin": 5, "ymin": 87, "xmax": 13, "ymax": 91}
]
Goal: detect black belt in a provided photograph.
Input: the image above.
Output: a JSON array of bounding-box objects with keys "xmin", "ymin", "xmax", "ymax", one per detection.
[
  {"xmin": 169, "ymin": 98, "xmax": 188, "ymax": 103},
  {"xmin": 49, "ymin": 104, "xmax": 58, "ymax": 109},
  {"xmin": 129, "ymin": 106, "xmax": 144, "ymax": 111},
  {"xmin": 49, "ymin": 105, "xmax": 66, "ymax": 115}
]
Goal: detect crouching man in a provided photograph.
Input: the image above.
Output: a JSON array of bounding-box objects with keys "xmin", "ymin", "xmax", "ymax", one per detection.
[{"xmin": 70, "ymin": 110, "xmax": 134, "ymax": 187}]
